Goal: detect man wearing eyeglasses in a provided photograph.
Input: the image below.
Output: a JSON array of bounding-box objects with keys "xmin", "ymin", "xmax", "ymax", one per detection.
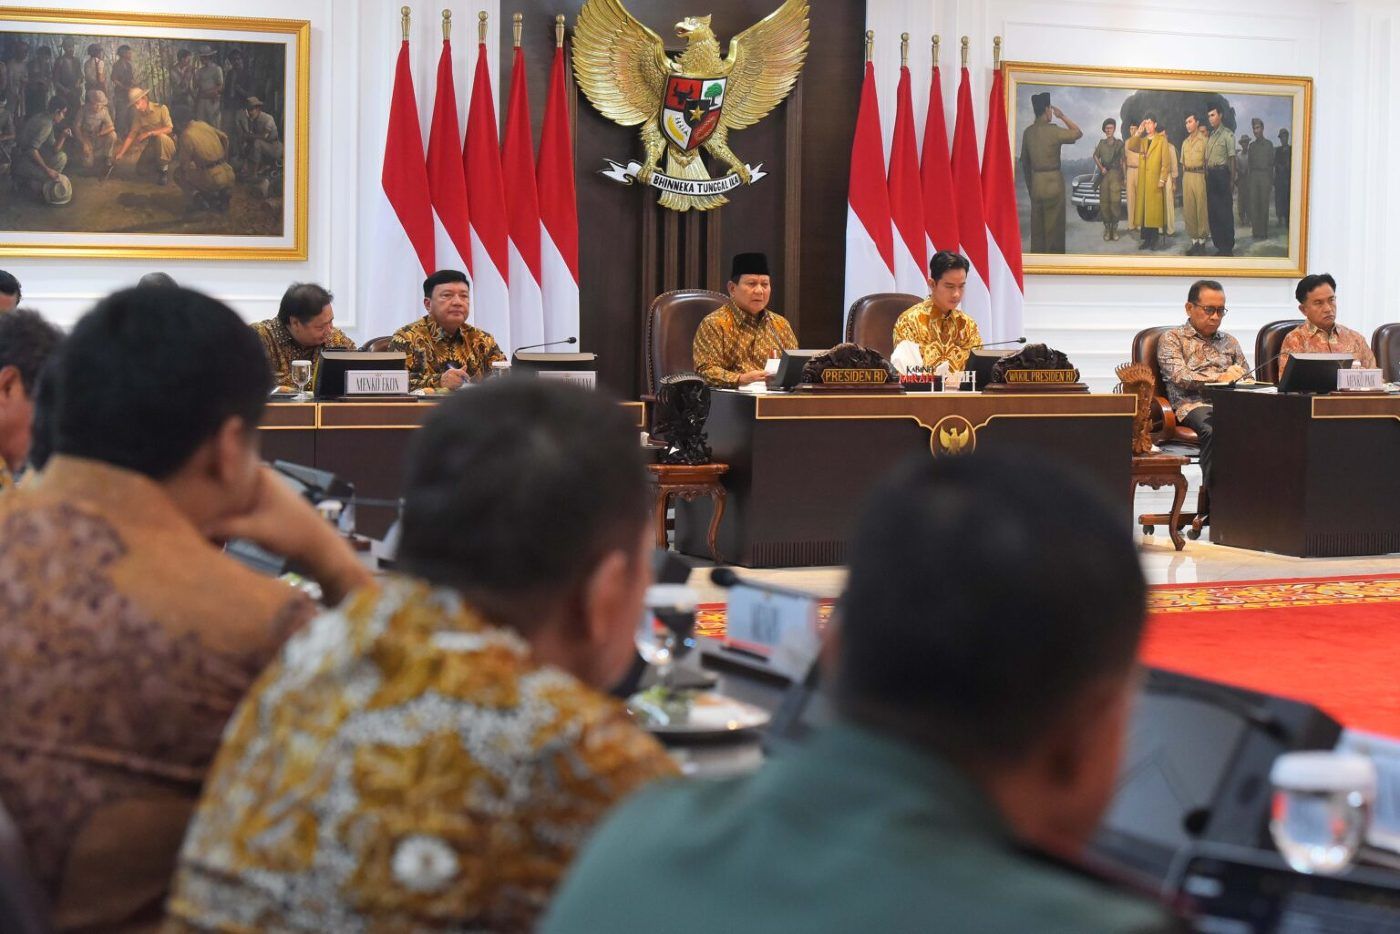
[
  {"xmin": 1157, "ymin": 280, "xmax": 1246, "ymax": 488},
  {"xmin": 1278, "ymin": 273, "xmax": 1375, "ymax": 375}
]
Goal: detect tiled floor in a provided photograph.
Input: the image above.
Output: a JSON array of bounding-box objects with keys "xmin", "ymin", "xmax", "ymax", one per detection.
[{"xmin": 686, "ymin": 464, "xmax": 1400, "ymax": 602}]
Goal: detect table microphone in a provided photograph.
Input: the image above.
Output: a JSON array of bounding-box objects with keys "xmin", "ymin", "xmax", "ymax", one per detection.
[
  {"xmin": 1228, "ymin": 353, "xmax": 1280, "ymax": 386},
  {"xmin": 972, "ymin": 337, "xmax": 1028, "ymax": 349},
  {"xmin": 710, "ymin": 567, "xmax": 741, "ymax": 588},
  {"xmin": 513, "ymin": 337, "xmax": 578, "ymax": 353}
]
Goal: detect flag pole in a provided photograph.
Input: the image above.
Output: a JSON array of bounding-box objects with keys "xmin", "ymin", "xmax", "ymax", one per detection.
[
  {"xmin": 960, "ymin": 35, "xmax": 969, "ymax": 68},
  {"xmin": 932, "ymin": 35, "xmax": 939, "ymax": 69},
  {"xmin": 442, "ymin": 9, "xmax": 451, "ymax": 40},
  {"xmin": 993, "ymin": 35, "xmax": 1002, "ymax": 70},
  {"xmin": 555, "ymin": 13, "xmax": 565, "ymax": 48},
  {"xmin": 865, "ymin": 29, "xmax": 873, "ymax": 64},
  {"xmin": 513, "ymin": 12, "xmax": 523, "ymax": 48},
  {"xmin": 401, "ymin": 6, "xmax": 410, "ymax": 41},
  {"xmin": 900, "ymin": 32, "xmax": 909, "ymax": 68},
  {"xmin": 479, "ymin": 10, "xmax": 488, "ymax": 42}
]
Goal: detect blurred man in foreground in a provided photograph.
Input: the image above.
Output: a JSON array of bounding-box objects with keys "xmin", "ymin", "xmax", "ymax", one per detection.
[
  {"xmin": 0, "ymin": 308, "xmax": 62, "ymax": 492},
  {"xmin": 543, "ymin": 452, "xmax": 1175, "ymax": 934},
  {"xmin": 168, "ymin": 380, "xmax": 677, "ymax": 933},
  {"xmin": 0, "ymin": 286, "xmax": 368, "ymax": 930}
]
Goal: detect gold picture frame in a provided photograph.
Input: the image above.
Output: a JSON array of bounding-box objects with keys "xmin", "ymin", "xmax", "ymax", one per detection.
[
  {"xmin": 1003, "ymin": 60, "xmax": 1310, "ymax": 278},
  {"xmin": 0, "ymin": 6, "xmax": 309, "ymax": 260}
]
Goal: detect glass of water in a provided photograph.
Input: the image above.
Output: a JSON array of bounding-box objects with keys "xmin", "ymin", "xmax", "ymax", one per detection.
[
  {"xmin": 291, "ymin": 359, "xmax": 313, "ymax": 401},
  {"xmin": 1269, "ymin": 751, "xmax": 1376, "ymax": 875}
]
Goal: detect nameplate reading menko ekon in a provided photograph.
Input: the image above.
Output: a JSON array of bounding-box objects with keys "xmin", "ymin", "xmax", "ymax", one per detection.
[{"xmin": 345, "ymin": 371, "xmax": 410, "ymax": 395}]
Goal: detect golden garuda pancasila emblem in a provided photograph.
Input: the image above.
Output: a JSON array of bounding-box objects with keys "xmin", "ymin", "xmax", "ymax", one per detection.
[{"xmin": 572, "ymin": 0, "xmax": 809, "ymax": 212}]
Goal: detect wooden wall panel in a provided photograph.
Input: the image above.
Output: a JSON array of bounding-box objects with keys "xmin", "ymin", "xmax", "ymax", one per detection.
[{"xmin": 506, "ymin": 1, "xmax": 865, "ymax": 396}]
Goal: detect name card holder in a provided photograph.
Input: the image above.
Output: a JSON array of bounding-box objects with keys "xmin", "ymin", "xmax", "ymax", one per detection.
[
  {"xmin": 345, "ymin": 370, "xmax": 410, "ymax": 395},
  {"xmin": 1338, "ymin": 368, "xmax": 1384, "ymax": 392},
  {"xmin": 724, "ymin": 583, "xmax": 821, "ymax": 682}
]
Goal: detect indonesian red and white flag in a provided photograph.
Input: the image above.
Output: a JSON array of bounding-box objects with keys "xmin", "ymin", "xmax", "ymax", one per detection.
[
  {"xmin": 536, "ymin": 40, "xmax": 580, "ymax": 343},
  {"xmin": 502, "ymin": 43, "xmax": 545, "ymax": 349},
  {"xmin": 463, "ymin": 39, "xmax": 512, "ymax": 351},
  {"xmin": 888, "ymin": 64, "xmax": 927, "ymax": 295},
  {"xmin": 981, "ymin": 66, "xmax": 1025, "ymax": 342},
  {"xmin": 844, "ymin": 60, "xmax": 896, "ymax": 327},
  {"xmin": 366, "ymin": 37, "xmax": 434, "ymax": 340},
  {"xmin": 426, "ymin": 35, "xmax": 471, "ymax": 278},
  {"xmin": 921, "ymin": 65, "xmax": 960, "ymax": 257},
  {"xmin": 950, "ymin": 66, "xmax": 991, "ymax": 326}
]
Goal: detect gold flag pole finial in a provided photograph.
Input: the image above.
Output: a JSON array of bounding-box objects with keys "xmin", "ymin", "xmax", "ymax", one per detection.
[
  {"xmin": 960, "ymin": 35, "xmax": 969, "ymax": 68},
  {"xmin": 479, "ymin": 10, "xmax": 488, "ymax": 43},
  {"xmin": 513, "ymin": 12, "xmax": 523, "ymax": 48},
  {"xmin": 864, "ymin": 30, "xmax": 873, "ymax": 64},
  {"xmin": 442, "ymin": 10, "xmax": 451, "ymax": 41},
  {"xmin": 555, "ymin": 13, "xmax": 565, "ymax": 48},
  {"xmin": 900, "ymin": 33, "xmax": 909, "ymax": 68},
  {"xmin": 993, "ymin": 35, "xmax": 1002, "ymax": 69},
  {"xmin": 401, "ymin": 6, "xmax": 411, "ymax": 42},
  {"xmin": 932, "ymin": 35, "xmax": 940, "ymax": 69}
]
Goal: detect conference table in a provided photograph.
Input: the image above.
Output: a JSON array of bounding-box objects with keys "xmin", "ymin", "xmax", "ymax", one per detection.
[
  {"xmin": 1208, "ymin": 389, "xmax": 1400, "ymax": 557},
  {"xmin": 259, "ymin": 399, "xmax": 647, "ymax": 539},
  {"xmin": 675, "ymin": 389, "xmax": 1136, "ymax": 568}
]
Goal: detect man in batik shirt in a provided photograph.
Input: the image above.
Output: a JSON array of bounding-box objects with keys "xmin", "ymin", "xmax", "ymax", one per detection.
[
  {"xmin": 692, "ymin": 252, "xmax": 798, "ymax": 388},
  {"xmin": 1157, "ymin": 279, "xmax": 1248, "ymax": 487},
  {"xmin": 390, "ymin": 269, "xmax": 506, "ymax": 391},
  {"xmin": 167, "ymin": 380, "xmax": 678, "ymax": 933},
  {"xmin": 251, "ymin": 281, "xmax": 355, "ymax": 389},
  {"xmin": 1278, "ymin": 273, "xmax": 1376, "ymax": 375},
  {"xmin": 892, "ymin": 251, "xmax": 983, "ymax": 374}
]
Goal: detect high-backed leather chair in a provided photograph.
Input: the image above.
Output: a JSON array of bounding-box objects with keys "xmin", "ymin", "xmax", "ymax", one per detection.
[
  {"xmin": 1373, "ymin": 322, "xmax": 1400, "ymax": 381},
  {"xmin": 644, "ymin": 289, "xmax": 728, "ymax": 396},
  {"xmin": 1131, "ymin": 326, "xmax": 1198, "ymax": 446},
  {"xmin": 360, "ymin": 335, "xmax": 394, "ymax": 352},
  {"xmin": 844, "ymin": 293, "xmax": 922, "ymax": 359},
  {"xmin": 1132, "ymin": 325, "xmax": 1212, "ymax": 541},
  {"xmin": 1254, "ymin": 318, "xmax": 1304, "ymax": 384}
]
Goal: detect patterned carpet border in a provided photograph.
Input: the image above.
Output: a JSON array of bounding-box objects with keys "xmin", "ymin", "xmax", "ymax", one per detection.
[{"xmin": 693, "ymin": 574, "xmax": 1400, "ymax": 636}]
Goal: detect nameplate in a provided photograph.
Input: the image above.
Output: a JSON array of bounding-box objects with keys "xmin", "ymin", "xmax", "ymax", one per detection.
[
  {"xmin": 1004, "ymin": 369, "xmax": 1078, "ymax": 384},
  {"xmin": 1338, "ymin": 368, "xmax": 1384, "ymax": 391},
  {"xmin": 725, "ymin": 584, "xmax": 821, "ymax": 681},
  {"xmin": 345, "ymin": 370, "xmax": 409, "ymax": 395},
  {"xmin": 539, "ymin": 370, "xmax": 598, "ymax": 389},
  {"xmin": 820, "ymin": 368, "xmax": 890, "ymax": 385}
]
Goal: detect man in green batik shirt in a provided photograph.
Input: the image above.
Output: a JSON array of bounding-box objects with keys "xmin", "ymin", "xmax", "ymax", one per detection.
[{"xmin": 542, "ymin": 453, "xmax": 1180, "ymax": 934}]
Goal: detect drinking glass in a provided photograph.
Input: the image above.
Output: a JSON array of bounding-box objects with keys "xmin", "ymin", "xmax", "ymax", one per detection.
[
  {"xmin": 1269, "ymin": 751, "xmax": 1377, "ymax": 875},
  {"xmin": 291, "ymin": 359, "xmax": 312, "ymax": 401}
]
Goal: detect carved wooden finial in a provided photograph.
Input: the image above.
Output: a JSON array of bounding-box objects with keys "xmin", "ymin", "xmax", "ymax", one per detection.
[
  {"xmin": 933, "ymin": 35, "xmax": 940, "ymax": 69},
  {"xmin": 900, "ymin": 33, "xmax": 909, "ymax": 68},
  {"xmin": 865, "ymin": 30, "xmax": 874, "ymax": 64},
  {"xmin": 400, "ymin": 6, "xmax": 411, "ymax": 42},
  {"xmin": 442, "ymin": 9, "xmax": 451, "ymax": 42},
  {"xmin": 993, "ymin": 35, "xmax": 1003, "ymax": 69},
  {"xmin": 960, "ymin": 35, "xmax": 969, "ymax": 68},
  {"xmin": 555, "ymin": 14, "xmax": 565, "ymax": 48},
  {"xmin": 478, "ymin": 10, "xmax": 488, "ymax": 43},
  {"xmin": 513, "ymin": 12, "xmax": 523, "ymax": 48}
]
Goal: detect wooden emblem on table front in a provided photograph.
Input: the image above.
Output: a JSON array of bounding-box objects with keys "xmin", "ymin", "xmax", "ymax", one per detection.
[{"xmin": 931, "ymin": 415, "xmax": 976, "ymax": 457}]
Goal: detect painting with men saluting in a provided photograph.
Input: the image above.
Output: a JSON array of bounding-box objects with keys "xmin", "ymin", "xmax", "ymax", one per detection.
[
  {"xmin": 0, "ymin": 9, "xmax": 308, "ymax": 260},
  {"xmin": 1003, "ymin": 61, "xmax": 1310, "ymax": 279}
]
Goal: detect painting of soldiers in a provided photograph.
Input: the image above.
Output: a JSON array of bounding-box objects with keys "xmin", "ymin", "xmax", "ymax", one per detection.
[
  {"xmin": 0, "ymin": 23, "xmax": 293, "ymax": 247},
  {"xmin": 7, "ymin": 41, "xmax": 28, "ymax": 122},
  {"xmin": 1007, "ymin": 62, "xmax": 1307, "ymax": 273}
]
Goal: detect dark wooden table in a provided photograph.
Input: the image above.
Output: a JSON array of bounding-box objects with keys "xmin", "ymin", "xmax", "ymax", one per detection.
[
  {"xmin": 260, "ymin": 400, "xmax": 647, "ymax": 539},
  {"xmin": 676, "ymin": 389, "xmax": 1136, "ymax": 568},
  {"xmin": 1208, "ymin": 390, "xmax": 1400, "ymax": 557}
]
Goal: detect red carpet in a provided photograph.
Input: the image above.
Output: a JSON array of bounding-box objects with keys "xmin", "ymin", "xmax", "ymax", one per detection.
[{"xmin": 696, "ymin": 574, "xmax": 1400, "ymax": 737}]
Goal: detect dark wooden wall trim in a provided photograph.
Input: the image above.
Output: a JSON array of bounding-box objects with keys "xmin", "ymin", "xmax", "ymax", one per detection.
[{"xmin": 507, "ymin": 1, "xmax": 864, "ymax": 397}]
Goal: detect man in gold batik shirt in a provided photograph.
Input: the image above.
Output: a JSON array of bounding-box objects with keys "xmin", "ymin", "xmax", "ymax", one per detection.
[
  {"xmin": 892, "ymin": 251, "xmax": 983, "ymax": 373},
  {"xmin": 391, "ymin": 269, "xmax": 506, "ymax": 391},
  {"xmin": 1279, "ymin": 273, "xmax": 1376, "ymax": 375},
  {"xmin": 166, "ymin": 380, "xmax": 678, "ymax": 934},
  {"xmin": 692, "ymin": 252, "xmax": 798, "ymax": 388},
  {"xmin": 251, "ymin": 282, "xmax": 356, "ymax": 389}
]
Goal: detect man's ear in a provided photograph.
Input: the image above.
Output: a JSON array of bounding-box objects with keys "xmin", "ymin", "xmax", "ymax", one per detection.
[
  {"xmin": 208, "ymin": 415, "xmax": 251, "ymax": 485},
  {"xmin": 580, "ymin": 548, "xmax": 632, "ymax": 647},
  {"xmin": 0, "ymin": 365, "xmax": 23, "ymax": 403}
]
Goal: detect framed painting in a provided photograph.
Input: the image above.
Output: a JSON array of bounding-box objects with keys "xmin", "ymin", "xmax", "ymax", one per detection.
[
  {"xmin": 0, "ymin": 6, "xmax": 308, "ymax": 260},
  {"xmin": 1003, "ymin": 61, "xmax": 1310, "ymax": 278}
]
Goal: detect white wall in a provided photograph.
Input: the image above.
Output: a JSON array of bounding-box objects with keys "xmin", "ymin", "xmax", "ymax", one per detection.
[
  {"xmin": 867, "ymin": 0, "xmax": 1400, "ymax": 390},
  {"xmin": 5, "ymin": 0, "xmax": 500, "ymax": 338}
]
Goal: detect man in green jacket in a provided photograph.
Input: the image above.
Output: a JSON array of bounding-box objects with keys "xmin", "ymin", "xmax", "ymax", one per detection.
[{"xmin": 541, "ymin": 453, "xmax": 1179, "ymax": 934}]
